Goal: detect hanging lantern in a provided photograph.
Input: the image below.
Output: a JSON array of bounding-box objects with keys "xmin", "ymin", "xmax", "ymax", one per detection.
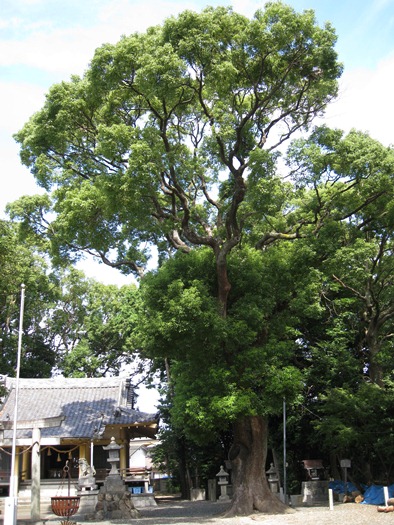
[
  {"xmin": 47, "ymin": 448, "xmax": 52, "ymax": 456},
  {"xmin": 57, "ymin": 453, "xmax": 61, "ymax": 462},
  {"xmin": 68, "ymin": 451, "xmax": 72, "ymax": 460}
]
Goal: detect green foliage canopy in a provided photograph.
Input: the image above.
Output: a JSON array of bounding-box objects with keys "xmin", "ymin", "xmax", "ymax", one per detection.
[{"xmin": 13, "ymin": 3, "xmax": 342, "ymax": 281}]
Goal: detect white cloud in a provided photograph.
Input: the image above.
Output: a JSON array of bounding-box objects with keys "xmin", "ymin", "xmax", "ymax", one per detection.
[
  {"xmin": 11, "ymin": 0, "xmax": 45, "ymax": 5},
  {"xmin": 0, "ymin": 1, "xmax": 201, "ymax": 77},
  {"xmin": 0, "ymin": 81, "xmax": 45, "ymax": 131},
  {"xmin": 231, "ymin": 0, "xmax": 267, "ymax": 17},
  {"xmin": 0, "ymin": 80, "xmax": 46, "ymax": 218},
  {"xmin": 0, "ymin": 28, "xmax": 104, "ymax": 76},
  {"xmin": 76, "ymin": 257, "xmax": 134, "ymax": 287},
  {"xmin": 323, "ymin": 52, "xmax": 394, "ymax": 146},
  {"xmin": 97, "ymin": 0, "xmax": 195, "ymax": 31},
  {"xmin": 0, "ymin": 17, "xmax": 23, "ymax": 30}
]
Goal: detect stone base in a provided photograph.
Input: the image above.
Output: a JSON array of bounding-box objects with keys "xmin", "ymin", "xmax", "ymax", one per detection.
[
  {"xmin": 103, "ymin": 474, "xmax": 125, "ymax": 492},
  {"xmin": 95, "ymin": 490, "xmax": 140, "ymax": 520},
  {"xmin": 290, "ymin": 494, "xmax": 303, "ymax": 507},
  {"xmin": 76, "ymin": 489, "xmax": 99, "ymax": 520},
  {"xmin": 130, "ymin": 493, "xmax": 157, "ymax": 507},
  {"xmin": 301, "ymin": 481, "xmax": 329, "ymax": 506},
  {"xmin": 191, "ymin": 488, "xmax": 206, "ymax": 501}
]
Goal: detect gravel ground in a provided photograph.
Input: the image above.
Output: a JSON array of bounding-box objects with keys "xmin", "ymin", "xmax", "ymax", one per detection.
[
  {"xmin": 130, "ymin": 501, "xmax": 394, "ymax": 525},
  {"xmin": 30, "ymin": 500, "xmax": 394, "ymax": 525}
]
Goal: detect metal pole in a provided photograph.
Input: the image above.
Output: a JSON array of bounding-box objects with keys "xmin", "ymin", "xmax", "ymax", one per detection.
[
  {"xmin": 283, "ymin": 397, "xmax": 287, "ymax": 505},
  {"xmin": 5, "ymin": 284, "xmax": 25, "ymax": 525}
]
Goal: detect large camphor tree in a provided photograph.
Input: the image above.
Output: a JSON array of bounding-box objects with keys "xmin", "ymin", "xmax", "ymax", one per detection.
[{"xmin": 13, "ymin": 3, "xmax": 344, "ymax": 514}]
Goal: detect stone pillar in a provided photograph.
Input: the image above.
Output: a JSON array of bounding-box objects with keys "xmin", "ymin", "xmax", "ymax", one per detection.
[
  {"xmin": 90, "ymin": 440, "xmax": 94, "ymax": 468},
  {"xmin": 208, "ymin": 479, "xmax": 217, "ymax": 501},
  {"xmin": 31, "ymin": 427, "xmax": 41, "ymax": 521}
]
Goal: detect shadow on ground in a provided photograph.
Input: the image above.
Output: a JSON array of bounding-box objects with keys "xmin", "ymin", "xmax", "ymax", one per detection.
[{"xmin": 128, "ymin": 499, "xmax": 232, "ymax": 524}]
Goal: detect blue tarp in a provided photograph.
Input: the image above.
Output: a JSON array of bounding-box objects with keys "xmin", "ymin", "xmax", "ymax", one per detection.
[
  {"xmin": 362, "ymin": 484, "xmax": 394, "ymax": 505},
  {"xmin": 329, "ymin": 480, "xmax": 394, "ymax": 505},
  {"xmin": 329, "ymin": 480, "xmax": 359, "ymax": 494}
]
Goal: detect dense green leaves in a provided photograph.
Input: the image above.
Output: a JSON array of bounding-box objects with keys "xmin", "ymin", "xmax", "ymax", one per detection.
[
  {"xmin": 136, "ymin": 245, "xmax": 313, "ymax": 438},
  {"xmin": 0, "ymin": 227, "xmax": 143, "ymax": 380},
  {"xmin": 61, "ymin": 280, "xmax": 142, "ymax": 377},
  {"xmin": 0, "ymin": 220, "xmax": 57, "ymax": 377},
  {"xmin": 313, "ymin": 384, "xmax": 394, "ymax": 482}
]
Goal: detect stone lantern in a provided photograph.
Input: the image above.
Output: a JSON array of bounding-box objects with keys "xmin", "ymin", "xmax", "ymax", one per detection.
[
  {"xmin": 266, "ymin": 463, "xmax": 279, "ymax": 493},
  {"xmin": 216, "ymin": 465, "xmax": 230, "ymax": 501},
  {"xmin": 103, "ymin": 437, "xmax": 121, "ymax": 477}
]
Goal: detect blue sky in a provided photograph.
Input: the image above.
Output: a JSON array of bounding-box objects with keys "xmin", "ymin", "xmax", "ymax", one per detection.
[{"xmin": 1, "ymin": 0, "xmax": 394, "ymax": 284}]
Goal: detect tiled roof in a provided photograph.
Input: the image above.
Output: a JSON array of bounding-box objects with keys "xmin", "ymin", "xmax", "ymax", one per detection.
[{"xmin": 0, "ymin": 377, "xmax": 158, "ymax": 440}]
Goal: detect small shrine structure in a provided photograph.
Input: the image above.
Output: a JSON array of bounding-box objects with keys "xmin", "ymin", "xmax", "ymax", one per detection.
[{"xmin": 301, "ymin": 459, "xmax": 328, "ymax": 505}]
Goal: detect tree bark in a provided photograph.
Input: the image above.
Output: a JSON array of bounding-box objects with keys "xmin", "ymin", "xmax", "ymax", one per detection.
[
  {"xmin": 177, "ymin": 436, "xmax": 192, "ymax": 499},
  {"xmin": 216, "ymin": 253, "xmax": 232, "ymax": 318},
  {"xmin": 364, "ymin": 321, "xmax": 384, "ymax": 386},
  {"xmin": 329, "ymin": 451, "xmax": 341, "ymax": 480},
  {"xmin": 214, "ymin": 252, "xmax": 286, "ymax": 516},
  {"xmin": 225, "ymin": 415, "xmax": 287, "ymax": 516}
]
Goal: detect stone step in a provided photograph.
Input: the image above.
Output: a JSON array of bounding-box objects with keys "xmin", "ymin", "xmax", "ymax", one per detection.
[{"xmin": 0, "ymin": 500, "xmax": 54, "ymax": 522}]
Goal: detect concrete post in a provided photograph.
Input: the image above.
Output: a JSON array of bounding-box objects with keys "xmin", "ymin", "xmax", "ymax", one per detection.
[{"xmin": 31, "ymin": 427, "xmax": 41, "ymax": 521}]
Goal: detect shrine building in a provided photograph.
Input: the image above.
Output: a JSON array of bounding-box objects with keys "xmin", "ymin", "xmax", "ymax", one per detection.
[{"xmin": 0, "ymin": 376, "xmax": 159, "ymax": 495}]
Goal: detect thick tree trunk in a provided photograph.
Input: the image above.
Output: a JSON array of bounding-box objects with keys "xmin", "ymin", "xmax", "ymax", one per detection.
[
  {"xmin": 329, "ymin": 451, "xmax": 341, "ymax": 480},
  {"xmin": 214, "ymin": 254, "xmax": 285, "ymax": 516},
  {"xmin": 177, "ymin": 436, "xmax": 192, "ymax": 499},
  {"xmin": 216, "ymin": 254, "xmax": 231, "ymax": 318},
  {"xmin": 365, "ymin": 327, "xmax": 384, "ymax": 386},
  {"xmin": 225, "ymin": 415, "xmax": 287, "ymax": 516}
]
